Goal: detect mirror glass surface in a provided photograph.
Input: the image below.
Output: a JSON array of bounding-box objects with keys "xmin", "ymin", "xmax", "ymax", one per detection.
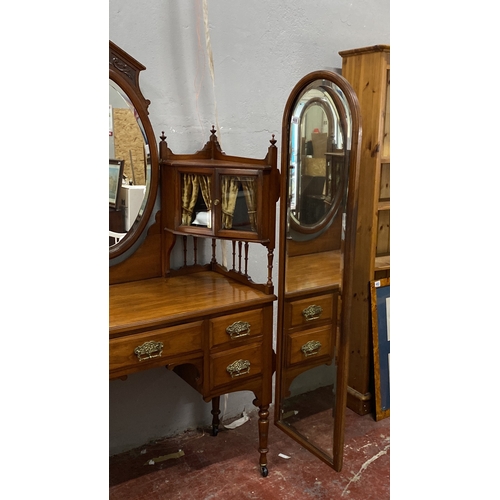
[
  {"xmin": 276, "ymin": 76, "xmax": 355, "ymax": 469},
  {"xmin": 287, "ymin": 81, "xmax": 352, "ymax": 241},
  {"xmin": 109, "ymin": 79, "xmax": 151, "ymax": 247}
]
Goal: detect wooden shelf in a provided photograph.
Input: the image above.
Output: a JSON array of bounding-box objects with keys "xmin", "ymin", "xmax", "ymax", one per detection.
[
  {"xmin": 284, "ymin": 250, "xmax": 342, "ymax": 296},
  {"xmin": 374, "ymin": 255, "xmax": 390, "ymax": 271}
]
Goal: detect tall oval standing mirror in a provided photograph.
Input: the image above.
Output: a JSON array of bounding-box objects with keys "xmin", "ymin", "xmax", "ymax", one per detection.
[
  {"xmin": 109, "ymin": 40, "xmax": 159, "ymax": 260},
  {"xmin": 275, "ymin": 71, "xmax": 361, "ymax": 471}
]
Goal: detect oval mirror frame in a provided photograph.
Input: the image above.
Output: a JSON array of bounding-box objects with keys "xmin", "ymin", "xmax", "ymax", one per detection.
[
  {"xmin": 287, "ymin": 78, "xmax": 351, "ymax": 239},
  {"xmin": 109, "ymin": 40, "xmax": 159, "ymax": 260}
]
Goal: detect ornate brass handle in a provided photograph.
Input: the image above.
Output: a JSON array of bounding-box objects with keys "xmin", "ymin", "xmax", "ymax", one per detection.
[
  {"xmin": 302, "ymin": 304, "xmax": 323, "ymax": 321},
  {"xmin": 301, "ymin": 340, "xmax": 322, "ymax": 357},
  {"xmin": 226, "ymin": 359, "xmax": 251, "ymax": 378},
  {"xmin": 134, "ymin": 340, "xmax": 164, "ymax": 362},
  {"xmin": 226, "ymin": 321, "xmax": 251, "ymax": 339}
]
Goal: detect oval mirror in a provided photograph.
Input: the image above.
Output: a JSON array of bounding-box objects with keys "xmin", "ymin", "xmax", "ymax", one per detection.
[
  {"xmin": 288, "ymin": 79, "xmax": 351, "ymax": 241},
  {"xmin": 109, "ymin": 41, "xmax": 159, "ymax": 260}
]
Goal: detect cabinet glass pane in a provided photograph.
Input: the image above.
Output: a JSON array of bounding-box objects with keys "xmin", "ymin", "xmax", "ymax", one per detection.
[
  {"xmin": 220, "ymin": 175, "xmax": 257, "ymax": 233},
  {"xmin": 180, "ymin": 173, "xmax": 212, "ymax": 228}
]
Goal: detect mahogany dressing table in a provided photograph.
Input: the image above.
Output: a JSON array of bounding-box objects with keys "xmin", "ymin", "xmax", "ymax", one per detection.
[{"xmin": 109, "ymin": 40, "xmax": 279, "ymax": 476}]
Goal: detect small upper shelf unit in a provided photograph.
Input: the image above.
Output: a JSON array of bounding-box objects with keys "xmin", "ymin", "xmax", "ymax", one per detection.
[{"xmin": 161, "ymin": 127, "xmax": 279, "ymax": 245}]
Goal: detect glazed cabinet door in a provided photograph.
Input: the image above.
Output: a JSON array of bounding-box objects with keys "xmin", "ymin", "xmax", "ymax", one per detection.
[
  {"xmin": 216, "ymin": 170, "xmax": 262, "ymax": 239},
  {"xmin": 178, "ymin": 168, "xmax": 214, "ymax": 232},
  {"xmin": 164, "ymin": 164, "xmax": 271, "ymax": 242}
]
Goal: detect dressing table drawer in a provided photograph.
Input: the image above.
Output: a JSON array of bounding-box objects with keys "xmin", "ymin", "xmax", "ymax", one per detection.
[
  {"xmin": 286, "ymin": 293, "xmax": 337, "ymax": 329},
  {"xmin": 209, "ymin": 308, "xmax": 264, "ymax": 348},
  {"xmin": 286, "ymin": 324, "xmax": 335, "ymax": 367},
  {"xmin": 209, "ymin": 342, "xmax": 263, "ymax": 390},
  {"xmin": 109, "ymin": 321, "xmax": 203, "ymax": 374}
]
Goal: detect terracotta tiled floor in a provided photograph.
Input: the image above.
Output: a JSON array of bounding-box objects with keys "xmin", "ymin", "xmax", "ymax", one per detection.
[{"xmin": 110, "ymin": 407, "xmax": 389, "ymax": 499}]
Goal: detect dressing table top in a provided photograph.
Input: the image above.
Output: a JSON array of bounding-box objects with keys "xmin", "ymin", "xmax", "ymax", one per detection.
[
  {"xmin": 110, "ymin": 272, "xmax": 276, "ymax": 338},
  {"xmin": 285, "ymin": 250, "xmax": 342, "ymax": 297}
]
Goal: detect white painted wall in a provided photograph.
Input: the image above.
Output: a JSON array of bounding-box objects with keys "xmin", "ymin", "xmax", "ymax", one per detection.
[{"xmin": 109, "ymin": 0, "xmax": 389, "ymax": 456}]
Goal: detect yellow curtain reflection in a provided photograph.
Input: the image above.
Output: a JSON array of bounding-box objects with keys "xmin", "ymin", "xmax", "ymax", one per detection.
[
  {"xmin": 199, "ymin": 175, "xmax": 212, "ymax": 210},
  {"xmin": 182, "ymin": 174, "xmax": 256, "ymax": 230},
  {"xmin": 181, "ymin": 174, "xmax": 212, "ymax": 225},
  {"xmin": 181, "ymin": 174, "xmax": 199, "ymax": 225},
  {"xmin": 240, "ymin": 177, "xmax": 257, "ymax": 231},
  {"xmin": 221, "ymin": 176, "xmax": 239, "ymax": 229}
]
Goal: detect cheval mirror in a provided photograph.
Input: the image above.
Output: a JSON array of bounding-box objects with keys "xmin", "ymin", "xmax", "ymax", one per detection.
[
  {"xmin": 109, "ymin": 40, "xmax": 159, "ymax": 260},
  {"xmin": 274, "ymin": 71, "xmax": 361, "ymax": 471}
]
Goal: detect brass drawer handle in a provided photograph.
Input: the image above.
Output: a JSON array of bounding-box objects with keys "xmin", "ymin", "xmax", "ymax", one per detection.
[
  {"xmin": 134, "ymin": 340, "xmax": 164, "ymax": 362},
  {"xmin": 226, "ymin": 321, "xmax": 251, "ymax": 339},
  {"xmin": 301, "ymin": 340, "xmax": 322, "ymax": 357},
  {"xmin": 302, "ymin": 305, "xmax": 323, "ymax": 321},
  {"xmin": 226, "ymin": 359, "xmax": 251, "ymax": 378}
]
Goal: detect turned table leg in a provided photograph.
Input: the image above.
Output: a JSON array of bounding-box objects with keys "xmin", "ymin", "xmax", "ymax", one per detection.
[
  {"xmin": 256, "ymin": 403, "xmax": 270, "ymax": 477},
  {"xmin": 211, "ymin": 396, "xmax": 221, "ymax": 436}
]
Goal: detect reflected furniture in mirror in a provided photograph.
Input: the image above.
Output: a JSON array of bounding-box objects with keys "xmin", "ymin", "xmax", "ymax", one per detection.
[
  {"xmin": 109, "ymin": 40, "xmax": 280, "ymax": 477},
  {"xmin": 109, "ymin": 158, "xmax": 126, "ymax": 245},
  {"xmin": 109, "ymin": 40, "xmax": 158, "ymax": 259},
  {"xmin": 339, "ymin": 45, "xmax": 390, "ymax": 416},
  {"xmin": 274, "ymin": 71, "xmax": 361, "ymax": 471}
]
